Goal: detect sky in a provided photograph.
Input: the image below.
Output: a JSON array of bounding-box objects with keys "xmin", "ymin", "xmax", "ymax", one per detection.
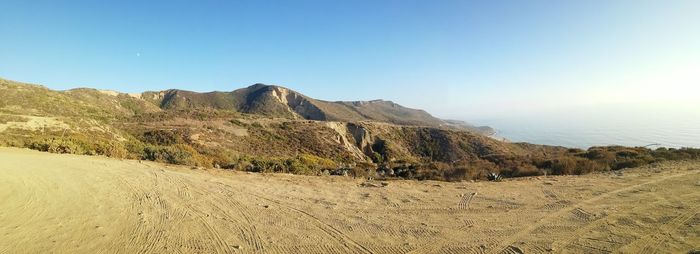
[{"xmin": 1, "ymin": 0, "xmax": 699, "ymax": 120}]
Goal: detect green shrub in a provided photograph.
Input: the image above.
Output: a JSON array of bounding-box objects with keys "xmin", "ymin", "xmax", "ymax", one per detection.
[
  {"xmin": 284, "ymin": 157, "xmax": 312, "ymax": 174},
  {"xmin": 371, "ymin": 152, "xmax": 384, "ymax": 164},
  {"xmin": 123, "ymin": 138, "xmax": 147, "ymax": 159},
  {"xmin": 97, "ymin": 142, "xmax": 129, "ymax": 158},
  {"xmin": 289, "ymin": 154, "xmax": 338, "ymax": 175},
  {"xmin": 140, "ymin": 129, "xmax": 188, "ymax": 145},
  {"xmin": 142, "ymin": 144, "xmax": 211, "ymax": 167},
  {"xmin": 28, "ymin": 138, "xmax": 87, "ymax": 155},
  {"xmin": 249, "ymin": 158, "xmax": 285, "ymax": 173}
]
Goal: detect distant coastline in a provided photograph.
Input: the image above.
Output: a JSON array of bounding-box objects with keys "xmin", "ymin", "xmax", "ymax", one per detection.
[
  {"xmin": 486, "ymin": 130, "xmax": 510, "ymax": 143},
  {"xmin": 476, "ymin": 112, "xmax": 700, "ymax": 149}
]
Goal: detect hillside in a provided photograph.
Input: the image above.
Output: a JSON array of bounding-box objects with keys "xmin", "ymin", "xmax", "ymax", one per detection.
[
  {"xmin": 2, "ymin": 77, "xmax": 699, "ymax": 181},
  {"xmin": 0, "ymin": 79, "xmax": 160, "ymax": 118},
  {"xmin": 141, "ymin": 84, "xmax": 445, "ymax": 126}
]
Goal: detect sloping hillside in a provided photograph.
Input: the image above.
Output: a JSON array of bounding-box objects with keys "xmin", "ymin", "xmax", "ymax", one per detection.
[
  {"xmin": 0, "ymin": 79, "xmax": 160, "ymax": 118},
  {"xmin": 142, "ymin": 84, "xmax": 444, "ymax": 126},
  {"xmin": 0, "ymin": 79, "xmax": 160, "ymax": 148}
]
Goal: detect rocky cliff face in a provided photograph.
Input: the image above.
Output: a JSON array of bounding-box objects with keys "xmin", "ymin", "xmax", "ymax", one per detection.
[{"xmin": 264, "ymin": 86, "xmax": 328, "ymax": 120}]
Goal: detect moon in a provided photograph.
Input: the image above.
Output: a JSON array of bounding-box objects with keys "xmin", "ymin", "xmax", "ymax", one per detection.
[{"xmin": 136, "ymin": 52, "xmax": 141, "ymax": 57}]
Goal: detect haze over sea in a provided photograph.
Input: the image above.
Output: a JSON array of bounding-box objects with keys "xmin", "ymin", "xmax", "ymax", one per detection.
[{"xmin": 473, "ymin": 104, "xmax": 700, "ymax": 149}]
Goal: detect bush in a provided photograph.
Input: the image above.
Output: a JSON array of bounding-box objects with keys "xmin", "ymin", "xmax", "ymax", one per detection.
[
  {"xmin": 142, "ymin": 144, "xmax": 212, "ymax": 167},
  {"xmin": 413, "ymin": 162, "xmax": 450, "ymax": 180},
  {"xmin": 542, "ymin": 157, "xmax": 578, "ymax": 175},
  {"xmin": 445, "ymin": 166, "xmax": 471, "ymax": 181},
  {"xmin": 123, "ymin": 138, "xmax": 147, "ymax": 159},
  {"xmin": 651, "ymin": 147, "xmax": 700, "ymax": 161},
  {"xmin": 95, "ymin": 141, "xmax": 129, "ymax": 158},
  {"xmin": 443, "ymin": 160, "xmax": 498, "ymax": 181},
  {"xmin": 576, "ymin": 159, "xmax": 609, "ymax": 174},
  {"xmin": 537, "ymin": 155, "xmax": 610, "ymax": 175},
  {"xmin": 371, "ymin": 152, "xmax": 384, "ymax": 164},
  {"xmin": 580, "ymin": 148, "xmax": 616, "ymax": 162},
  {"xmin": 612, "ymin": 159, "xmax": 646, "ymax": 170},
  {"xmin": 393, "ymin": 163, "xmax": 418, "ymax": 178},
  {"xmin": 236, "ymin": 154, "xmax": 340, "ymax": 175},
  {"xmin": 511, "ymin": 164, "xmax": 542, "ymax": 177},
  {"xmin": 284, "ymin": 157, "xmax": 311, "ymax": 174},
  {"xmin": 29, "ymin": 138, "xmax": 87, "ymax": 155},
  {"xmin": 288, "ymin": 154, "xmax": 338, "ymax": 175},
  {"xmin": 140, "ymin": 129, "xmax": 188, "ymax": 146},
  {"xmin": 248, "ymin": 158, "xmax": 285, "ymax": 173}
]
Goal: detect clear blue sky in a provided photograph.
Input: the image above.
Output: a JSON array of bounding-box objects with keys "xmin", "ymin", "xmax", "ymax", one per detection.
[{"xmin": 1, "ymin": 0, "xmax": 698, "ymax": 119}]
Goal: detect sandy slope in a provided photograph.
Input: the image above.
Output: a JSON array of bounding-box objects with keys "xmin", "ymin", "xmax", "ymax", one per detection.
[{"xmin": 0, "ymin": 148, "xmax": 698, "ymax": 254}]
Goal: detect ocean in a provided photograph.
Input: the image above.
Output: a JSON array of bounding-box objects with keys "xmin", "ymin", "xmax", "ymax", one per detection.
[{"xmin": 473, "ymin": 105, "xmax": 700, "ymax": 149}]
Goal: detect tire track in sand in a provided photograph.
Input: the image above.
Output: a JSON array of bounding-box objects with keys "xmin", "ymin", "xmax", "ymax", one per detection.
[
  {"xmin": 487, "ymin": 170, "xmax": 700, "ymax": 254},
  {"xmin": 617, "ymin": 208, "xmax": 699, "ymax": 253},
  {"xmin": 458, "ymin": 192, "xmax": 477, "ymax": 210},
  {"xmin": 210, "ymin": 182, "xmax": 266, "ymax": 251},
  {"xmin": 165, "ymin": 173, "xmax": 266, "ymax": 252},
  {"xmin": 229, "ymin": 184, "xmax": 372, "ymax": 254},
  {"xmin": 111, "ymin": 168, "xmax": 234, "ymax": 253},
  {"xmin": 547, "ymin": 182, "xmax": 681, "ymax": 251}
]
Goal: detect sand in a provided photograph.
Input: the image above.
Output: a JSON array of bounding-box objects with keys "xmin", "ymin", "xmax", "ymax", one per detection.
[{"xmin": 0, "ymin": 147, "xmax": 698, "ymax": 253}]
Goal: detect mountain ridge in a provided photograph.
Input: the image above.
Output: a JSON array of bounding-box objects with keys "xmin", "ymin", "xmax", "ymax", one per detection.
[{"xmin": 139, "ymin": 83, "xmax": 446, "ymax": 126}]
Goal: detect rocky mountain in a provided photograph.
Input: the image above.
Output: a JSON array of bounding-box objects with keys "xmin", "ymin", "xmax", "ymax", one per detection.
[{"xmin": 141, "ymin": 84, "xmax": 445, "ymax": 126}]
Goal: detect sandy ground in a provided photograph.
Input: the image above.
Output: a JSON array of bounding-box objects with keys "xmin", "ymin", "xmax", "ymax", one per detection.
[{"xmin": 0, "ymin": 147, "xmax": 698, "ymax": 254}]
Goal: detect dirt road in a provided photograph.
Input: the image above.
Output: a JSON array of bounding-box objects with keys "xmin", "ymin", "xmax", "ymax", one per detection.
[{"xmin": 1, "ymin": 147, "xmax": 698, "ymax": 253}]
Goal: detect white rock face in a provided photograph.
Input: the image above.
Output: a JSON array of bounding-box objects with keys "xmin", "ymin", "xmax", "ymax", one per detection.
[{"xmin": 325, "ymin": 121, "xmax": 371, "ymax": 161}]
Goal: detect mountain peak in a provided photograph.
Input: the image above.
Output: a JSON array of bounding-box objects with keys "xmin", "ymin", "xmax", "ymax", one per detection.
[{"xmin": 245, "ymin": 83, "xmax": 272, "ymax": 91}]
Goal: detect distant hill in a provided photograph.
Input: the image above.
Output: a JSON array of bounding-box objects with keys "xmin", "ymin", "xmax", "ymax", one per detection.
[
  {"xmin": 141, "ymin": 84, "xmax": 445, "ymax": 126},
  {"xmin": 442, "ymin": 119, "xmax": 496, "ymax": 136}
]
